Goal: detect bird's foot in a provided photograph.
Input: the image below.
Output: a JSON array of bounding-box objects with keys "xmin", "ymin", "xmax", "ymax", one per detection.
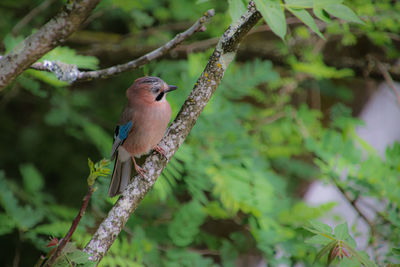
[
  {"xmin": 154, "ymin": 145, "xmax": 167, "ymax": 159},
  {"xmin": 132, "ymin": 157, "xmax": 147, "ymax": 179},
  {"xmin": 134, "ymin": 164, "xmax": 146, "ymax": 178}
]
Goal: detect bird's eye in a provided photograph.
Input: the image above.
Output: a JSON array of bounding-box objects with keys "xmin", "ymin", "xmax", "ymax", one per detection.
[{"xmin": 155, "ymin": 92, "xmax": 165, "ymax": 101}]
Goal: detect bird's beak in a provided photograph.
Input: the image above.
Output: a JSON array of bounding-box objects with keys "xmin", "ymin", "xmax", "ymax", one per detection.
[{"xmin": 165, "ymin": 85, "xmax": 178, "ymax": 92}]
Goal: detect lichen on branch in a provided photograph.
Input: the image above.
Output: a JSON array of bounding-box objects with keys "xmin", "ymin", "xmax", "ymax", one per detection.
[
  {"xmin": 0, "ymin": 0, "xmax": 100, "ymax": 90},
  {"xmin": 9, "ymin": 9, "xmax": 215, "ymax": 85}
]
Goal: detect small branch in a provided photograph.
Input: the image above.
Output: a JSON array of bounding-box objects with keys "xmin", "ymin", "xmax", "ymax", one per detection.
[
  {"xmin": 11, "ymin": 0, "xmax": 57, "ymax": 36},
  {"xmin": 13, "ymin": 231, "xmax": 22, "ymax": 267},
  {"xmin": 45, "ymin": 186, "xmax": 94, "ymax": 266},
  {"xmin": 171, "ymin": 19, "xmax": 300, "ymax": 55},
  {"xmin": 0, "ymin": 0, "xmax": 100, "ymax": 90},
  {"xmin": 333, "ymin": 181, "xmax": 375, "ymax": 231},
  {"xmin": 24, "ymin": 10, "xmax": 215, "ymax": 84},
  {"xmin": 376, "ymin": 61, "xmax": 400, "ymax": 106},
  {"xmin": 260, "ymin": 111, "xmax": 286, "ymax": 125},
  {"xmin": 84, "ymin": 3, "xmax": 262, "ymax": 263}
]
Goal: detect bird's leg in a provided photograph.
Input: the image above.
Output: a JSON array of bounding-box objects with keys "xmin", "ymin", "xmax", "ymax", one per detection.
[
  {"xmin": 132, "ymin": 156, "xmax": 146, "ymax": 177},
  {"xmin": 154, "ymin": 145, "xmax": 167, "ymax": 159}
]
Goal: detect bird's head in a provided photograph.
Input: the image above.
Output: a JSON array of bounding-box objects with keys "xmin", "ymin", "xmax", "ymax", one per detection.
[{"xmin": 127, "ymin": 76, "xmax": 177, "ymax": 103}]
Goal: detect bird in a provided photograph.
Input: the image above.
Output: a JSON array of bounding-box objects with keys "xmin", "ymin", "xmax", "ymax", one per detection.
[{"xmin": 108, "ymin": 76, "xmax": 177, "ymax": 197}]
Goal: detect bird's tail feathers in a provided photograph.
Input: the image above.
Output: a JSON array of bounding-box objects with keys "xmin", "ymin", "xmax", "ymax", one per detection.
[{"xmin": 108, "ymin": 154, "xmax": 132, "ymax": 197}]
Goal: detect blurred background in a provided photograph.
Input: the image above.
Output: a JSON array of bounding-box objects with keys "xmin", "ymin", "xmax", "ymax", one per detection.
[{"xmin": 0, "ymin": 0, "xmax": 400, "ymax": 266}]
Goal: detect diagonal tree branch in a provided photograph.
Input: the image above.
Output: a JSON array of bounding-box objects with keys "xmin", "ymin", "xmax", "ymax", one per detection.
[
  {"xmin": 0, "ymin": 0, "xmax": 100, "ymax": 90},
  {"xmin": 83, "ymin": 2, "xmax": 262, "ymax": 263},
  {"xmin": 27, "ymin": 10, "xmax": 215, "ymax": 83}
]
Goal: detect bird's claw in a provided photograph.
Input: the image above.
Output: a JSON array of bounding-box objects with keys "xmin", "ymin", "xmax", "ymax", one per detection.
[
  {"xmin": 135, "ymin": 165, "xmax": 146, "ymax": 178},
  {"xmin": 154, "ymin": 145, "xmax": 167, "ymax": 159}
]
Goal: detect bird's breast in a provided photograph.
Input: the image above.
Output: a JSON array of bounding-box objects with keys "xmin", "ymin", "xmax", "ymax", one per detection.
[{"xmin": 123, "ymin": 101, "xmax": 171, "ymax": 157}]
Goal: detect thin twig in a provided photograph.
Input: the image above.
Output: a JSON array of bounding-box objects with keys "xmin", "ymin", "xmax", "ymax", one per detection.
[
  {"xmin": 11, "ymin": 0, "xmax": 57, "ymax": 35},
  {"xmin": 357, "ymin": 198, "xmax": 393, "ymax": 225},
  {"xmin": 376, "ymin": 61, "xmax": 400, "ymax": 106},
  {"xmin": 333, "ymin": 181, "xmax": 375, "ymax": 231},
  {"xmin": 45, "ymin": 186, "xmax": 94, "ymax": 266},
  {"xmin": 12, "ymin": 230, "xmax": 22, "ymax": 267},
  {"xmin": 27, "ymin": 10, "xmax": 215, "ymax": 83},
  {"xmin": 261, "ymin": 111, "xmax": 286, "ymax": 125}
]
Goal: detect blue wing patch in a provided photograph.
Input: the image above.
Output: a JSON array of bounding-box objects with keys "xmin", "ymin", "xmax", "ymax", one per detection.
[
  {"xmin": 110, "ymin": 121, "xmax": 133, "ymax": 160},
  {"xmin": 118, "ymin": 121, "xmax": 133, "ymax": 141}
]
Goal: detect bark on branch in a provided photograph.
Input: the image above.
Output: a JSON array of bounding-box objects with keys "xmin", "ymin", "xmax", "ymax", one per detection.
[
  {"xmin": 1, "ymin": 10, "xmax": 214, "ymax": 85},
  {"xmin": 0, "ymin": 0, "xmax": 100, "ymax": 90},
  {"xmin": 73, "ymin": 10, "xmax": 215, "ymax": 82},
  {"xmin": 83, "ymin": 3, "xmax": 262, "ymax": 263}
]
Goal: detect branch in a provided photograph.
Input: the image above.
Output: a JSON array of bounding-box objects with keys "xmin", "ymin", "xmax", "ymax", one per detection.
[
  {"xmin": 376, "ymin": 60, "xmax": 400, "ymax": 106},
  {"xmin": 0, "ymin": 0, "xmax": 100, "ymax": 90},
  {"xmin": 333, "ymin": 182, "xmax": 375, "ymax": 230},
  {"xmin": 83, "ymin": 3, "xmax": 262, "ymax": 263},
  {"xmin": 11, "ymin": 0, "xmax": 57, "ymax": 36},
  {"xmin": 20, "ymin": 10, "xmax": 215, "ymax": 84},
  {"xmin": 44, "ymin": 186, "xmax": 94, "ymax": 266}
]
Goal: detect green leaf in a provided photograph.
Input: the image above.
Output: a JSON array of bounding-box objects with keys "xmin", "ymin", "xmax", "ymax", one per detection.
[
  {"xmin": 334, "ymin": 222, "xmax": 349, "ymax": 240},
  {"xmin": 228, "ymin": 0, "xmax": 247, "ymax": 23},
  {"xmin": 164, "ymin": 249, "xmax": 217, "ymax": 267},
  {"xmin": 87, "ymin": 158, "xmax": 111, "ymax": 185},
  {"xmin": 3, "ymin": 34, "xmax": 24, "ymax": 53},
  {"xmin": 338, "ymin": 256, "xmax": 363, "ymax": 267},
  {"xmin": 285, "ymin": 0, "xmax": 313, "ymax": 9},
  {"xmin": 287, "ymin": 7, "xmax": 324, "ymax": 38},
  {"xmin": 342, "ymin": 242, "xmax": 377, "ymax": 267},
  {"xmin": 203, "ymin": 201, "xmax": 230, "ymax": 219},
  {"xmin": 313, "ymin": 6, "xmax": 331, "ymax": 23},
  {"xmin": 393, "ymin": 247, "xmax": 400, "ymax": 255},
  {"xmin": 221, "ymin": 240, "xmax": 239, "ymax": 266},
  {"xmin": 308, "ymin": 220, "xmax": 333, "ymax": 235},
  {"xmin": 0, "ymin": 213, "xmax": 16, "ymax": 235},
  {"xmin": 25, "ymin": 69, "xmax": 69, "ymax": 87},
  {"xmin": 324, "ymin": 4, "xmax": 364, "ymax": 24},
  {"xmin": 67, "ymin": 250, "xmax": 92, "ymax": 264},
  {"xmin": 315, "ymin": 240, "xmax": 337, "ymax": 263},
  {"xmin": 31, "ymin": 221, "xmax": 70, "ymax": 236},
  {"xmin": 254, "ymin": 0, "xmax": 287, "ymax": 40},
  {"xmin": 290, "ymin": 55, "xmax": 354, "ymax": 79},
  {"xmin": 312, "ymin": 0, "xmax": 343, "ymax": 23},
  {"xmin": 17, "ymin": 75, "xmax": 48, "ymax": 98},
  {"xmin": 305, "ymin": 234, "xmax": 332, "ymax": 245},
  {"xmin": 0, "ymin": 172, "xmax": 43, "ymax": 230},
  {"xmin": 314, "ymin": 0, "xmax": 343, "ymax": 6},
  {"xmin": 40, "ymin": 46, "xmax": 99, "ymax": 70},
  {"xmin": 19, "ymin": 163, "xmax": 44, "ymax": 194},
  {"xmin": 168, "ymin": 201, "xmax": 206, "ymax": 246}
]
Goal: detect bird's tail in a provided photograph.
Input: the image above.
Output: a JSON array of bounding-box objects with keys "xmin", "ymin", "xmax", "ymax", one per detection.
[{"xmin": 108, "ymin": 154, "xmax": 132, "ymax": 197}]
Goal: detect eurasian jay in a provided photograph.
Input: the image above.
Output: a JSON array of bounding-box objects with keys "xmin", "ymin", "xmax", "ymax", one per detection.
[{"xmin": 108, "ymin": 76, "xmax": 177, "ymax": 197}]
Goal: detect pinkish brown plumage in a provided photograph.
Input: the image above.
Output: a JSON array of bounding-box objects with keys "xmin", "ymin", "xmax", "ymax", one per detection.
[{"xmin": 108, "ymin": 76, "xmax": 177, "ymax": 197}]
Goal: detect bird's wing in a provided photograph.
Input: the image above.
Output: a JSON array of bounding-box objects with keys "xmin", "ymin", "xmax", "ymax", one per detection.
[{"xmin": 110, "ymin": 107, "xmax": 133, "ymax": 160}]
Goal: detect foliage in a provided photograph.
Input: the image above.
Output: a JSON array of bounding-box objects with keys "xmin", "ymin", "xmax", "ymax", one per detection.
[
  {"xmin": 87, "ymin": 158, "xmax": 111, "ymax": 186},
  {"xmin": 246, "ymin": 0, "xmax": 363, "ymax": 40},
  {"xmin": 304, "ymin": 221, "xmax": 376, "ymax": 266},
  {"xmin": 1, "ymin": 0, "xmax": 400, "ymax": 266}
]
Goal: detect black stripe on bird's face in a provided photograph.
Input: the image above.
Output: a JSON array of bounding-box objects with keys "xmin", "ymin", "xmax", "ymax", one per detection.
[{"xmin": 155, "ymin": 91, "xmax": 165, "ymax": 101}]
